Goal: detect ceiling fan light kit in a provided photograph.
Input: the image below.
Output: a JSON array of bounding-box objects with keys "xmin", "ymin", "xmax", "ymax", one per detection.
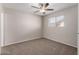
[{"xmin": 40, "ymin": 9, "xmax": 45, "ymax": 12}]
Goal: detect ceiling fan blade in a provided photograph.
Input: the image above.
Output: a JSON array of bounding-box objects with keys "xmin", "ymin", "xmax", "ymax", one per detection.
[
  {"xmin": 45, "ymin": 9, "xmax": 54, "ymax": 11},
  {"xmin": 32, "ymin": 6, "xmax": 40, "ymax": 9},
  {"xmin": 39, "ymin": 3, "xmax": 43, "ymax": 8},
  {"xmin": 45, "ymin": 3, "xmax": 49, "ymax": 8},
  {"xmin": 34, "ymin": 10, "xmax": 39, "ymax": 13}
]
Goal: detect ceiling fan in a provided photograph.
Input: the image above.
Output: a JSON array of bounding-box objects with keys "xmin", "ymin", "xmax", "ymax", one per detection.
[{"xmin": 31, "ymin": 3, "xmax": 54, "ymax": 14}]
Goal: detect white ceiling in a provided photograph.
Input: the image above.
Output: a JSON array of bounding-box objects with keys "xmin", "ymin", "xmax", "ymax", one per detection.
[{"xmin": 2, "ymin": 3, "xmax": 77, "ymax": 16}]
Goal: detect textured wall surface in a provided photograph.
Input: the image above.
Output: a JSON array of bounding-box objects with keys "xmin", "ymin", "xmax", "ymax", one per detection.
[{"xmin": 4, "ymin": 8, "xmax": 42, "ymax": 46}]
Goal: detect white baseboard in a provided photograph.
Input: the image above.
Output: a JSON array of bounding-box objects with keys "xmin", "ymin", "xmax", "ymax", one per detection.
[
  {"xmin": 1, "ymin": 36, "xmax": 77, "ymax": 48},
  {"xmin": 1, "ymin": 37, "xmax": 42, "ymax": 47},
  {"xmin": 43, "ymin": 36, "xmax": 77, "ymax": 48}
]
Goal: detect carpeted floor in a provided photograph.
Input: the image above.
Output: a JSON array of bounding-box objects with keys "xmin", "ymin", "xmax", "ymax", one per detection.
[{"xmin": 1, "ymin": 38, "xmax": 77, "ymax": 55}]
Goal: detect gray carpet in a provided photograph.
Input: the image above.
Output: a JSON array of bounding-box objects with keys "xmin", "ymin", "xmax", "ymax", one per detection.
[{"xmin": 1, "ymin": 38, "xmax": 77, "ymax": 55}]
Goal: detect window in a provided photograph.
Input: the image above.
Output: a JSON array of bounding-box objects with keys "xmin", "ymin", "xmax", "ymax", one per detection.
[
  {"xmin": 56, "ymin": 15, "xmax": 64, "ymax": 27},
  {"xmin": 56, "ymin": 15, "xmax": 64, "ymax": 22},
  {"xmin": 48, "ymin": 15, "xmax": 64, "ymax": 27},
  {"xmin": 48, "ymin": 17, "xmax": 56, "ymax": 27}
]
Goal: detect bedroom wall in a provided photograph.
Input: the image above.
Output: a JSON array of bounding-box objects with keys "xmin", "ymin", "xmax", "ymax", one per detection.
[
  {"xmin": 43, "ymin": 5, "xmax": 78, "ymax": 47},
  {"xmin": 78, "ymin": 3, "xmax": 79, "ymax": 54},
  {"xmin": 3, "ymin": 8, "xmax": 42, "ymax": 46},
  {"xmin": 0, "ymin": 4, "xmax": 1, "ymax": 54},
  {"xmin": 0, "ymin": 4, "xmax": 4, "ymax": 53}
]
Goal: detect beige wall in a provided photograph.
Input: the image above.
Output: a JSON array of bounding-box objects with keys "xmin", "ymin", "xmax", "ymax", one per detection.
[
  {"xmin": 78, "ymin": 3, "xmax": 79, "ymax": 55},
  {"xmin": 0, "ymin": 4, "xmax": 1, "ymax": 54},
  {"xmin": 43, "ymin": 5, "xmax": 78, "ymax": 47},
  {"xmin": 3, "ymin": 8, "xmax": 42, "ymax": 46},
  {"xmin": 0, "ymin": 3, "xmax": 3, "ymax": 54}
]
